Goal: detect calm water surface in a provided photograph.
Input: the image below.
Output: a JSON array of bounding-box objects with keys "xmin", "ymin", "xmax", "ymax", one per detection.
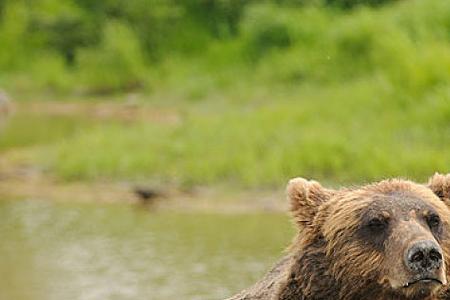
[{"xmin": 0, "ymin": 200, "xmax": 293, "ymax": 300}]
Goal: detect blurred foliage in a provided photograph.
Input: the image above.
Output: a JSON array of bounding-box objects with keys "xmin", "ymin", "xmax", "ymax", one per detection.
[
  {"xmin": 0, "ymin": 0, "xmax": 410, "ymax": 88},
  {"xmin": 325, "ymin": 0, "xmax": 398, "ymax": 8},
  {"xmin": 0, "ymin": 0, "xmax": 449, "ymax": 187},
  {"xmin": 76, "ymin": 21, "xmax": 147, "ymax": 93},
  {"xmin": 43, "ymin": 82, "xmax": 449, "ymax": 186},
  {"xmin": 0, "ymin": 0, "xmax": 447, "ymax": 94}
]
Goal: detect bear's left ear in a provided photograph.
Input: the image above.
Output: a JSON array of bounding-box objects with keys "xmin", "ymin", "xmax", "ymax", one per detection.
[
  {"xmin": 287, "ymin": 177, "xmax": 334, "ymax": 229},
  {"xmin": 427, "ymin": 173, "xmax": 450, "ymax": 204}
]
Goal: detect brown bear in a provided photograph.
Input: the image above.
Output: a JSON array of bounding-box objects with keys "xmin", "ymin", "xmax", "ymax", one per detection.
[{"xmin": 227, "ymin": 173, "xmax": 450, "ymax": 300}]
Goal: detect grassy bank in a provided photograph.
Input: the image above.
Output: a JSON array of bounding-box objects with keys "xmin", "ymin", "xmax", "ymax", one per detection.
[{"xmin": 2, "ymin": 80, "xmax": 449, "ymax": 190}]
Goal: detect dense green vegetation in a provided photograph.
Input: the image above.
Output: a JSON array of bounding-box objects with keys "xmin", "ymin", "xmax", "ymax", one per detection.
[{"xmin": 0, "ymin": 0, "xmax": 449, "ymax": 188}]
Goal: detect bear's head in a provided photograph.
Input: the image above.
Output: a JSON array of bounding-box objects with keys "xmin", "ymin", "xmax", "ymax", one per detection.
[{"xmin": 287, "ymin": 173, "xmax": 450, "ymax": 299}]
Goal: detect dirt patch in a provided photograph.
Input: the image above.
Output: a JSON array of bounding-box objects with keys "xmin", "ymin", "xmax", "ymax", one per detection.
[{"xmin": 15, "ymin": 99, "xmax": 181, "ymax": 125}]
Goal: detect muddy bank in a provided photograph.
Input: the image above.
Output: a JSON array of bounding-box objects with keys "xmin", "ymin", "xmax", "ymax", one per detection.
[{"xmin": 0, "ymin": 158, "xmax": 287, "ymax": 213}]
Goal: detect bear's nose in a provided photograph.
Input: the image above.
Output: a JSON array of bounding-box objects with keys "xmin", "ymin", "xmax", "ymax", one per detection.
[{"xmin": 405, "ymin": 240, "xmax": 443, "ymax": 273}]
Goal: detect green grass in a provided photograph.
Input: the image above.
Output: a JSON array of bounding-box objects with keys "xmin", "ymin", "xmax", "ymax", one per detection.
[
  {"xmin": 32, "ymin": 80, "xmax": 448, "ymax": 188},
  {"xmin": 2, "ymin": 80, "xmax": 449, "ymax": 189},
  {"xmin": 0, "ymin": 114, "xmax": 92, "ymax": 151}
]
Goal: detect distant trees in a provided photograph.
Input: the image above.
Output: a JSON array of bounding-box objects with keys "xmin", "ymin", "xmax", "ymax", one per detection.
[
  {"xmin": 0, "ymin": 0, "xmax": 422, "ymax": 94},
  {"xmin": 0, "ymin": 0, "xmax": 399, "ymax": 69},
  {"xmin": 325, "ymin": 0, "xmax": 398, "ymax": 8}
]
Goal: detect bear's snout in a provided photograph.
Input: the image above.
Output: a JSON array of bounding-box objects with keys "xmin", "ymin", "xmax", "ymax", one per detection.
[{"xmin": 404, "ymin": 240, "xmax": 444, "ymax": 280}]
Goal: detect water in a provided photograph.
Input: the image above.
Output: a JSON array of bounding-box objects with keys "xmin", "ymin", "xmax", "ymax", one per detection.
[{"xmin": 0, "ymin": 200, "xmax": 293, "ymax": 300}]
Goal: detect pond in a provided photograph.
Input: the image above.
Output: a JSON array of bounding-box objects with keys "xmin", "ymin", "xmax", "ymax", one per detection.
[{"xmin": 0, "ymin": 200, "xmax": 294, "ymax": 300}]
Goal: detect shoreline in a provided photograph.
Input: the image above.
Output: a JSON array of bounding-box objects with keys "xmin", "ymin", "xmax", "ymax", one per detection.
[
  {"xmin": 0, "ymin": 162, "xmax": 288, "ymax": 213},
  {"xmin": 0, "ymin": 100, "xmax": 288, "ymax": 213}
]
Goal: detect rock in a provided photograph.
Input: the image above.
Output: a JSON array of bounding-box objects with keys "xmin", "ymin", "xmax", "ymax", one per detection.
[{"xmin": 133, "ymin": 186, "xmax": 165, "ymax": 204}]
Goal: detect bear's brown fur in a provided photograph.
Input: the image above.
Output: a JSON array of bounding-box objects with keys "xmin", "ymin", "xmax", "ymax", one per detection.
[{"xmin": 227, "ymin": 173, "xmax": 450, "ymax": 300}]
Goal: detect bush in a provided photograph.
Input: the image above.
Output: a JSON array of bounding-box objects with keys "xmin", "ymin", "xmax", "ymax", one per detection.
[
  {"xmin": 247, "ymin": 0, "xmax": 450, "ymax": 92},
  {"xmin": 240, "ymin": 4, "xmax": 295, "ymax": 61},
  {"xmin": 324, "ymin": 0, "xmax": 398, "ymax": 9},
  {"xmin": 76, "ymin": 21, "xmax": 148, "ymax": 94},
  {"xmin": 0, "ymin": 2, "xmax": 32, "ymax": 70}
]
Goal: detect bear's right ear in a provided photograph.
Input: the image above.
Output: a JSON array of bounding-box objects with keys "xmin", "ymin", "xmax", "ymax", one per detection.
[
  {"xmin": 427, "ymin": 173, "xmax": 450, "ymax": 205},
  {"xmin": 287, "ymin": 177, "xmax": 334, "ymax": 229}
]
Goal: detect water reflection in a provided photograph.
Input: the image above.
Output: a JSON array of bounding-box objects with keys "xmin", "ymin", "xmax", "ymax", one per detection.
[{"xmin": 0, "ymin": 201, "xmax": 293, "ymax": 300}]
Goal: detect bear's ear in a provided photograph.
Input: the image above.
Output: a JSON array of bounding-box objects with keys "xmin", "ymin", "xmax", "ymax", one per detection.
[
  {"xmin": 427, "ymin": 173, "xmax": 450, "ymax": 203},
  {"xmin": 287, "ymin": 177, "xmax": 334, "ymax": 229}
]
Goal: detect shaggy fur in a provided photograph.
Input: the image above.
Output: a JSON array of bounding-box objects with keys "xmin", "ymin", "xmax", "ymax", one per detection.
[{"xmin": 227, "ymin": 174, "xmax": 450, "ymax": 300}]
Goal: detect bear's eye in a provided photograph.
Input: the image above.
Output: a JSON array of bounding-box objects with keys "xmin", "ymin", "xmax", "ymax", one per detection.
[
  {"xmin": 358, "ymin": 216, "xmax": 390, "ymax": 248},
  {"xmin": 367, "ymin": 217, "xmax": 388, "ymax": 232},
  {"xmin": 426, "ymin": 214, "xmax": 441, "ymax": 230}
]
